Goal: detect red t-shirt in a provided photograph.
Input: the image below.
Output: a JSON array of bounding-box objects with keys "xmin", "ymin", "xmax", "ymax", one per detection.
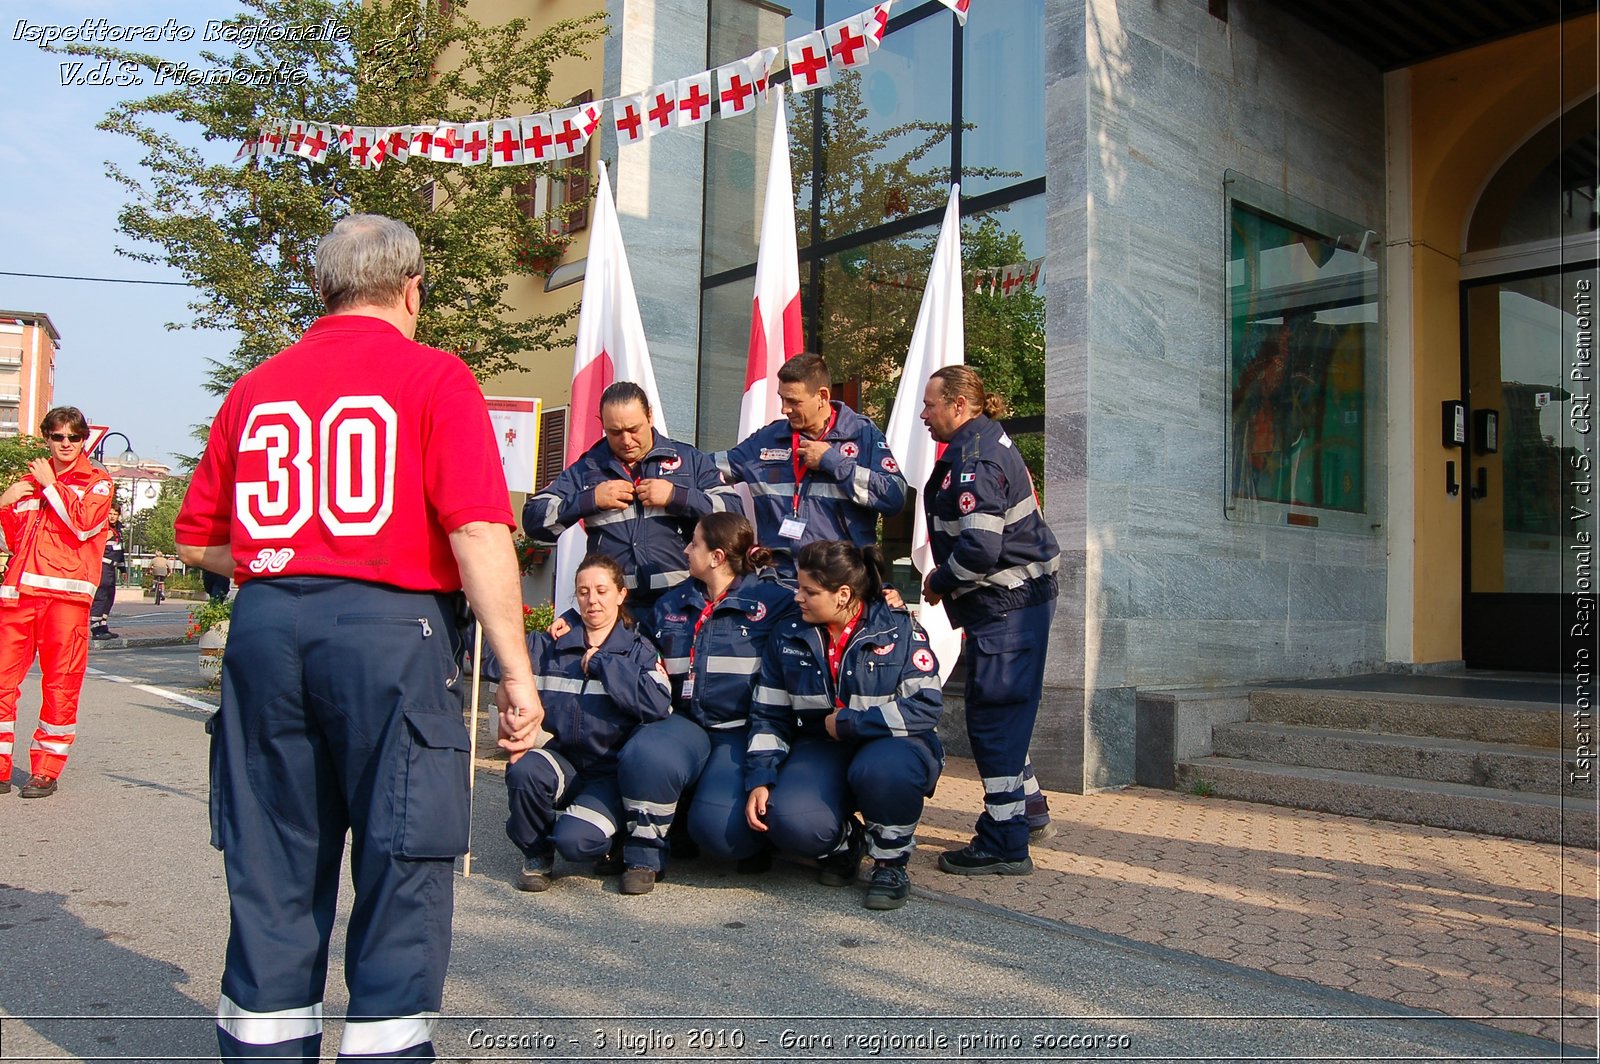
[{"xmin": 176, "ymin": 315, "xmax": 512, "ymax": 591}]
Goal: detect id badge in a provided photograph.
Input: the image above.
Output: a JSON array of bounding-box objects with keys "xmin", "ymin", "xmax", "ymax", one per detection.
[
  {"xmin": 681, "ymin": 675, "xmax": 695, "ymax": 699},
  {"xmin": 779, "ymin": 517, "xmax": 807, "ymax": 540}
]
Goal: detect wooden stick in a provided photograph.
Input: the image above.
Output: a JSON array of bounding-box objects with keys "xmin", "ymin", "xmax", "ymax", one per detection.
[{"xmin": 464, "ymin": 620, "xmax": 483, "ymax": 878}]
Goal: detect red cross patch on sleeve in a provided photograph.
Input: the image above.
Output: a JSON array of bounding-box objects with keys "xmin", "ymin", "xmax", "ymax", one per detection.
[
  {"xmin": 839, "ymin": 442, "xmax": 859, "ymax": 458},
  {"xmin": 911, "ymin": 648, "xmax": 936, "ymax": 672},
  {"xmin": 881, "ymin": 457, "xmax": 899, "ymax": 474},
  {"xmin": 958, "ymin": 491, "xmax": 977, "ymax": 514}
]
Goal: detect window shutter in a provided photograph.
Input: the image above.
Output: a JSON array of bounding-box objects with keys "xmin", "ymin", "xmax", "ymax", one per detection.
[
  {"xmin": 562, "ymin": 90, "xmax": 594, "ymax": 233},
  {"xmin": 536, "ymin": 406, "xmax": 568, "ymax": 491}
]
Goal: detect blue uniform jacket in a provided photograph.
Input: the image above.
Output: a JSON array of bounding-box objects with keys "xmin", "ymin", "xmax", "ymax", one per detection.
[
  {"xmin": 745, "ymin": 600, "xmax": 943, "ymax": 791},
  {"xmin": 713, "ymin": 402, "xmax": 906, "ymax": 557},
  {"xmin": 648, "ymin": 569, "xmax": 799, "ymax": 731},
  {"xmin": 528, "ymin": 620, "xmax": 672, "ymax": 778},
  {"xmin": 923, "ymin": 414, "xmax": 1061, "ymax": 631},
  {"xmin": 523, "ymin": 431, "xmax": 741, "ymax": 598}
]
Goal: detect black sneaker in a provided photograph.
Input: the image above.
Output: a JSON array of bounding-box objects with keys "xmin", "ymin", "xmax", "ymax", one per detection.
[
  {"xmin": 91, "ymin": 627, "xmax": 119, "ymax": 640},
  {"xmin": 516, "ymin": 852, "xmax": 553, "ymax": 892},
  {"xmin": 19, "ymin": 775, "xmax": 58, "ymax": 799},
  {"xmin": 937, "ymin": 845, "xmax": 1033, "ymax": 876},
  {"xmin": 817, "ymin": 818, "xmax": 865, "ymax": 887},
  {"xmin": 864, "ymin": 861, "xmax": 910, "ymax": 910}
]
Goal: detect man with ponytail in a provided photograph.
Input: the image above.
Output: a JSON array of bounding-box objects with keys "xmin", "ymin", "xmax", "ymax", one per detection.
[{"xmin": 920, "ymin": 366, "xmax": 1061, "ymax": 876}]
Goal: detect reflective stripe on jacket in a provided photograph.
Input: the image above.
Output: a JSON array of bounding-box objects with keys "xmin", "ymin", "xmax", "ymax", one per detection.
[
  {"xmin": 528, "ymin": 619, "xmax": 672, "ymax": 779},
  {"xmin": 0, "ymin": 456, "xmax": 114, "ymax": 606}
]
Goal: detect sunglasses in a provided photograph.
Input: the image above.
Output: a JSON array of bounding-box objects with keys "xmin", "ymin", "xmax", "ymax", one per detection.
[
  {"xmin": 47, "ymin": 433, "xmax": 84, "ymax": 443},
  {"xmin": 411, "ymin": 273, "xmax": 429, "ymax": 304}
]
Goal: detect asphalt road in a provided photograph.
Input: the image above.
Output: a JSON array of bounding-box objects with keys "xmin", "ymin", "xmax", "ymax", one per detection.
[{"xmin": 0, "ymin": 645, "xmax": 1564, "ymax": 1063}]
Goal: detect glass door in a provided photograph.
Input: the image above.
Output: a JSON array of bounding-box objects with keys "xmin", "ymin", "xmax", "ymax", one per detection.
[{"xmin": 1463, "ymin": 262, "xmax": 1598, "ymax": 671}]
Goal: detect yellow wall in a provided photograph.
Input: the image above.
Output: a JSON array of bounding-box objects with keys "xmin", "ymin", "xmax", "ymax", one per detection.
[{"xmin": 1404, "ymin": 14, "xmax": 1598, "ymax": 661}]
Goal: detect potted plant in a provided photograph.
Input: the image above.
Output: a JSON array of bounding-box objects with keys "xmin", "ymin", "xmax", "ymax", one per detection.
[
  {"xmin": 523, "ymin": 601, "xmax": 555, "ymax": 633},
  {"xmin": 187, "ymin": 597, "xmax": 233, "ymax": 675},
  {"xmin": 514, "ymin": 534, "xmax": 552, "ymax": 573},
  {"xmin": 512, "ymin": 226, "xmax": 570, "ymax": 276}
]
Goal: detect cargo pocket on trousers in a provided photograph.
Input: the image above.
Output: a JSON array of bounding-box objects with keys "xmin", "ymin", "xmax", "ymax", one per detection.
[
  {"xmin": 204, "ymin": 711, "xmax": 226, "ymax": 852},
  {"xmin": 395, "ymin": 707, "xmax": 472, "ymax": 859},
  {"xmin": 970, "ymin": 630, "xmax": 1038, "ymax": 705}
]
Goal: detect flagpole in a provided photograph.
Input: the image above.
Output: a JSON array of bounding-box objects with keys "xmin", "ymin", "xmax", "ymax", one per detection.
[{"xmin": 464, "ymin": 621, "xmax": 483, "ymax": 878}]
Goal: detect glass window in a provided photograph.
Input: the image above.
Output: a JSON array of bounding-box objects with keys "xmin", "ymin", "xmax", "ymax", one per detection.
[
  {"xmin": 1225, "ymin": 173, "xmax": 1378, "ymax": 524},
  {"xmin": 696, "ymin": 265, "xmax": 815, "ymax": 451},
  {"xmin": 1466, "ymin": 93, "xmax": 1599, "ymax": 253},
  {"xmin": 961, "ymin": 0, "xmax": 1044, "ymax": 195}
]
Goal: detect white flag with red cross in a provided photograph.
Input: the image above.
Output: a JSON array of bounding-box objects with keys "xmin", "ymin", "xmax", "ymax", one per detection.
[
  {"xmin": 748, "ymin": 46, "xmax": 782, "ymax": 102},
  {"xmin": 286, "ymin": 120, "xmax": 309, "ymax": 156},
  {"xmin": 741, "ymin": 85, "xmax": 803, "ymax": 444},
  {"xmin": 933, "ymin": 0, "xmax": 969, "ymax": 25},
  {"xmin": 550, "ymin": 104, "xmax": 600, "ymax": 159},
  {"xmin": 233, "ymin": 135, "xmax": 258, "ymax": 163},
  {"xmin": 613, "ymin": 92, "xmax": 648, "ymax": 146},
  {"xmin": 258, "ymin": 120, "xmax": 284, "ymax": 157},
  {"xmin": 643, "ymin": 82, "xmax": 678, "ymax": 135},
  {"xmin": 490, "ymin": 119, "xmax": 523, "ymax": 166},
  {"xmin": 884, "ymin": 184, "xmax": 965, "ymax": 684},
  {"xmin": 369, "ymin": 128, "xmax": 391, "ymax": 170},
  {"xmin": 334, "ymin": 125, "xmax": 354, "ymax": 156},
  {"xmin": 348, "ymin": 126, "xmax": 378, "ymax": 169},
  {"xmin": 298, "ymin": 123, "xmax": 332, "ymax": 163},
  {"xmin": 675, "ymin": 71, "xmax": 715, "ymax": 127},
  {"xmin": 409, "ymin": 125, "xmax": 435, "ymax": 159},
  {"xmin": 865, "ymin": 1, "xmax": 894, "ymax": 50},
  {"xmin": 458, "ymin": 121, "xmax": 491, "ymax": 165},
  {"xmin": 431, "ymin": 121, "xmax": 465, "ymax": 163},
  {"xmin": 715, "ymin": 60, "xmax": 759, "ymax": 119},
  {"xmin": 823, "ymin": 13, "xmax": 873, "ymax": 71},
  {"xmin": 555, "ymin": 157, "xmax": 667, "ymax": 614},
  {"xmin": 786, "ymin": 31, "xmax": 835, "ymax": 93},
  {"xmin": 519, "ymin": 114, "xmax": 555, "ymax": 163},
  {"xmin": 383, "ymin": 126, "xmax": 410, "ymax": 164}
]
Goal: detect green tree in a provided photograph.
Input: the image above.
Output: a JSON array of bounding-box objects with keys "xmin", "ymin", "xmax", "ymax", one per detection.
[
  {"xmin": 127, "ymin": 476, "xmax": 186, "ymax": 556},
  {"xmin": 56, "ymin": 0, "xmax": 608, "ymax": 396},
  {"xmin": 0, "ymin": 436, "xmax": 48, "ymax": 486}
]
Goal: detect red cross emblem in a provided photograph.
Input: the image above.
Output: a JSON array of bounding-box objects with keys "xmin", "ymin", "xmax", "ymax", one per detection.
[
  {"xmin": 958, "ymin": 491, "xmax": 977, "ymax": 514},
  {"xmin": 790, "ymin": 44, "xmax": 831, "ymax": 88},
  {"xmin": 912, "ymin": 648, "xmax": 936, "ymax": 673},
  {"xmin": 287, "ymin": 122, "xmax": 307, "ymax": 153},
  {"xmin": 554, "ymin": 119, "xmax": 584, "ymax": 155},
  {"xmin": 462, "ymin": 126, "xmax": 489, "ymax": 163},
  {"xmin": 580, "ymin": 104, "xmax": 602, "ymax": 136},
  {"xmin": 434, "ymin": 126, "xmax": 461, "ymax": 160},
  {"xmin": 746, "ymin": 602, "xmax": 767, "ymax": 622},
  {"xmin": 659, "ymin": 455, "xmax": 683, "ymax": 473},
  {"xmin": 522, "ymin": 119, "xmax": 552, "ymax": 159},
  {"xmin": 616, "ymin": 102, "xmax": 644, "ymax": 141},
  {"xmin": 411, "ymin": 128, "xmax": 433, "ymax": 156},
  {"xmin": 493, "ymin": 127, "xmax": 520, "ymax": 163},
  {"xmin": 869, "ymin": 5, "xmax": 890, "ymax": 44},
  {"xmin": 388, "ymin": 129, "xmax": 409, "ymax": 157},
  {"xmin": 942, "ymin": 472, "xmax": 951, "ymax": 490},
  {"xmin": 370, "ymin": 136, "xmax": 388, "ymax": 167},
  {"xmin": 839, "ymin": 442, "xmax": 859, "ymax": 458},
  {"xmin": 679, "ymin": 81, "xmax": 712, "ymax": 122},
  {"xmin": 350, "ymin": 131, "xmax": 373, "ymax": 166},
  {"xmin": 831, "ymin": 24, "xmax": 867, "ymax": 66},
  {"xmin": 956, "ymin": 0, "xmax": 970, "ymax": 12},
  {"xmin": 337, "ymin": 126, "xmax": 354, "ymax": 147},
  {"xmin": 648, "ymin": 91, "xmax": 675, "ymax": 129},
  {"xmin": 873, "ymin": 642, "xmax": 896, "ymax": 656},
  {"xmin": 1001, "ymin": 270, "xmax": 1023, "ymax": 297},
  {"xmin": 504, "ymin": 427, "xmax": 517, "ymax": 445},
  {"xmin": 264, "ymin": 125, "xmax": 284, "ymax": 153},
  {"xmin": 881, "ymin": 457, "xmax": 899, "ymax": 474},
  {"xmin": 720, "ymin": 73, "xmax": 754, "ymax": 113}
]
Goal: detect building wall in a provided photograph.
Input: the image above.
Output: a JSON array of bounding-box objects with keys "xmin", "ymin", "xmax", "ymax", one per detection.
[
  {"xmin": 0, "ymin": 318, "xmax": 58, "ymax": 438},
  {"xmin": 1041, "ymin": 0, "xmax": 1388, "ymax": 790}
]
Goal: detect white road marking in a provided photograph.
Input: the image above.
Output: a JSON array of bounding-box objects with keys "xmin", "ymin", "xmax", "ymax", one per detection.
[{"xmin": 132, "ymin": 684, "xmax": 218, "ymax": 713}]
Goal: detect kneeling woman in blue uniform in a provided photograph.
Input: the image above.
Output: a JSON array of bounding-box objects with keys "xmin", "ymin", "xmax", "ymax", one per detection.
[
  {"xmin": 504, "ymin": 553, "xmax": 672, "ymax": 891},
  {"xmin": 616, "ymin": 511, "xmax": 798, "ymax": 894},
  {"xmin": 744, "ymin": 540, "xmax": 944, "ymax": 910}
]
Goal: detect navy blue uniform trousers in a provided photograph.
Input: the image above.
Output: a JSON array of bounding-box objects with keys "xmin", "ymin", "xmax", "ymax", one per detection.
[
  {"xmin": 618, "ymin": 716, "xmax": 760, "ymax": 871},
  {"xmin": 505, "ymin": 749, "xmax": 622, "ymax": 864},
  {"xmin": 963, "ymin": 597, "xmax": 1056, "ymax": 860},
  {"xmin": 763, "ymin": 736, "xmax": 940, "ymax": 865},
  {"xmin": 209, "ymin": 578, "xmax": 469, "ymax": 1063}
]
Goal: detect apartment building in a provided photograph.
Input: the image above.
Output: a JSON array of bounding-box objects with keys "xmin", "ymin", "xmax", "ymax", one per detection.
[{"xmin": 0, "ymin": 311, "xmax": 59, "ymax": 439}]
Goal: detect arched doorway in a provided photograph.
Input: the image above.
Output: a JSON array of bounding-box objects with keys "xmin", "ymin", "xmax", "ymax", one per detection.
[{"xmin": 1461, "ymin": 94, "xmax": 1598, "ymax": 671}]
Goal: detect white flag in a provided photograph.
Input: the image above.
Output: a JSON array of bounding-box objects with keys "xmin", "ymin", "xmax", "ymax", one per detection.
[
  {"xmin": 786, "ymin": 31, "xmax": 835, "ymax": 93},
  {"xmin": 675, "ymin": 71, "xmax": 715, "ymax": 127},
  {"xmin": 884, "ymin": 184, "xmax": 965, "ymax": 683},
  {"xmin": 490, "ymin": 119, "xmax": 523, "ymax": 166},
  {"xmin": 741, "ymin": 86, "xmax": 802, "ymax": 442},
  {"xmin": 715, "ymin": 60, "xmax": 760, "ymax": 119},
  {"xmin": 613, "ymin": 92, "xmax": 648, "ymax": 146}
]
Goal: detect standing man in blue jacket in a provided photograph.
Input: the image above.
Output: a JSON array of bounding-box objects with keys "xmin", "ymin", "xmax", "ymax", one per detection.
[
  {"xmin": 524, "ymin": 381, "xmax": 740, "ymax": 615},
  {"xmin": 714, "ymin": 353, "xmax": 906, "ymax": 574},
  {"xmin": 920, "ymin": 365, "xmax": 1060, "ymax": 877}
]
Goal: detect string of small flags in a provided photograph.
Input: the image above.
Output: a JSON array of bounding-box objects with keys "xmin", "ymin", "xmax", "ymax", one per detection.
[
  {"xmin": 868, "ymin": 256, "xmax": 1043, "ymax": 297},
  {"xmin": 236, "ymin": 0, "xmax": 974, "ymax": 168}
]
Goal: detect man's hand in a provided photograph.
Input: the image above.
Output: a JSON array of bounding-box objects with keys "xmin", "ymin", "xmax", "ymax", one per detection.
[
  {"xmin": 921, "ymin": 574, "xmax": 941, "ymax": 607},
  {"xmin": 633, "ymin": 478, "xmax": 675, "ymax": 508},
  {"xmin": 496, "ymin": 678, "xmax": 545, "ymax": 765},
  {"xmin": 824, "ymin": 709, "xmax": 841, "ymax": 740},
  {"xmin": 794, "ymin": 439, "xmax": 832, "ymax": 470},
  {"xmin": 594, "ymin": 479, "xmax": 637, "ymax": 510},
  {"xmin": 27, "ymin": 458, "xmax": 56, "ymax": 488},
  {"xmin": 745, "ymin": 785, "xmax": 772, "ymax": 832},
  {"xmin": 0, "ymin": 480, "xmax": 36, "ymax": 509}
]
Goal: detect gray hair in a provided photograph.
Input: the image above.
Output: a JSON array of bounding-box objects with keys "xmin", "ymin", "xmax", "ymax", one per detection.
[{"xmin": 314, "ymin": 214, "xmax": 425, "ymax": 312}]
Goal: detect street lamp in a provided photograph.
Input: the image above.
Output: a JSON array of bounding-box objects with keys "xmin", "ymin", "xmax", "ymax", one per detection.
[{"xmin": 94, "ymin": 431, "xmax": 138, "ymax": 468}]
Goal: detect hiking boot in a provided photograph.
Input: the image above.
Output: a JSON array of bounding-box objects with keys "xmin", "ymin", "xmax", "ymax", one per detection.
[
  {"xmin": 817, "ymin": 818, "xmax": 865, "ymax": 887},
  {"xmin": 19, "ymin": 775, "xmax": 58, "ymax": 799},
  {"xmin": 516, "ymin": 852, "xmax": 553, "ymax": 892},
  {"xmin": 620, "ymin": 866, "xmax": 657, "ymax": 895},
  {"xmin": 0, "ymin": 778, "xmax": 10, "ymax": 794},
  {"xmin": 937, "ymin": 844, "xmax": 1033, "ymax": 876},
  {"xmin": 91, "ymin": 626, "xmax": 119, "ymax": 640},
  {"xmin": 592, "ymin": 840, "xmax": 624, "ymax": 877},
  {"xmin": 863, "ymin": 861, "xmax": 911, "ymax": 910}
]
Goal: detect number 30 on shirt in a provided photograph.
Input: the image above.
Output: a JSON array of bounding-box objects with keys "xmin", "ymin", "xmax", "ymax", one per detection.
[{"xmin": 236, "ymin": 397, "xmax": 397, "ymax": 539}]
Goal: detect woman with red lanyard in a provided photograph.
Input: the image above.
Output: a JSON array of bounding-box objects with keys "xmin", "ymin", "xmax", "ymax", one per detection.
[
  {"xmin": 614, "ymin": 511, "xmax": 797, "ymax": 894},
  {"xmin": 0, "ymin": 406, "xmax": 113, "ymax": 797},
  {"xmin": 744, "ymin": 540, "xmax": 944, "ymax": 910}
]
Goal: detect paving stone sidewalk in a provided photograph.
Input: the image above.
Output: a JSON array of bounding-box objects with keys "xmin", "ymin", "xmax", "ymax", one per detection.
[{"xmin": 914, "ymin": 759, "xmax": 1599, "ymax": 1050}]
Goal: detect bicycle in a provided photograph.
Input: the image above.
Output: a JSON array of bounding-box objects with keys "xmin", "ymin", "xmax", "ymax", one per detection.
[{"xmin": 152, "ymin": 575, "xmax": 166, "ymax": 605}]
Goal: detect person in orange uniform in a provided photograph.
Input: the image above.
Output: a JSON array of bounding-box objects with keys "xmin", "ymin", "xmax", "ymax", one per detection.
[{"xmin": 0, "ymin": 407, "xmax": 114, "ymax": 797}]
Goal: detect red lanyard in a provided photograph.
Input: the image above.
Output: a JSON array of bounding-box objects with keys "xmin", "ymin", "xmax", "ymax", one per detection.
[
  {"xmin": 686, "ymin": 591, "xmax": 727, "ymax": 671},
  {"xmin": 825, "ymin": 604, "xmax": 865, "ymax": 697},
  {"xmin": 790, "ymin": 405, "xmax": 839, "ymax": 513}
]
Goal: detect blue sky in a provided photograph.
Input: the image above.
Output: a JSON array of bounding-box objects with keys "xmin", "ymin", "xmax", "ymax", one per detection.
[{"xmin": 1, "ymin": 1, "xmax": 250, "ymax": 468}]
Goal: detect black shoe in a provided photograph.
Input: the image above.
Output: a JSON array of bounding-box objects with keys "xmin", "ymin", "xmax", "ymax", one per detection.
[
  {"xmin": 818, "ymin": 818, "xmax": 865, "ymax": 887},
  {"xmin": 937, "ymin": 844, "xmax": 1033, "ymax": 876},
  {"xmin": 91, "ymin": 627, "xmax": 119, "ymax": 640},
  {"xmin": 0, "ymin": 778, "xmax": 10, "ymax": 794},
  {"xmin": 516, "ymin": 852, "xmax": 553, "ymax": 892},
  {"xmin": 864, "ymin": 861, "xmax": 910, "ymax": 910},
  {"xmin": 736, "ymin": 849, "xmax": 773, "ymax": 875},
  {"xmin": 1026, "ymin": 789, "xmax": 1054, "ymax": 840},
  {"xmin": 19, "ymin": 774, "xmax": 58, "ymax": 799},
  {"xmin": 593, "ymin": 840, "xmax": 624, "ymax": 877}
]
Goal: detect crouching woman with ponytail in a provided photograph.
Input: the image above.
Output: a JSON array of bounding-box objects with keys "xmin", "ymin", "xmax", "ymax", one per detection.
[{"xmin": 744, "ymin": 540, "xmax": 944, "ymax": 910}]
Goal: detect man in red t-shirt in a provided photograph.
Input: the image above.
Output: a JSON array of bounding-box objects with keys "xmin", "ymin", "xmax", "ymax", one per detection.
[
  {"xmin": 177, "ymin": 214, "xmax": 542, "ymax": 1064},
  {"xmin": 0, "ymin": 406, "xmax": 113, "ymax": 797}
]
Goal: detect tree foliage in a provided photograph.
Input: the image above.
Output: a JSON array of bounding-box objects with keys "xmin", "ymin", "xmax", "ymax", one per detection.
[
  {"xmin": 126, "ymin": 476, "xmax": 187, "ymax": 555},
  {"xmin": 57, "ymin": 0, "xmax": 608, "ymax": 396},
  {"xmin": 0, "ymin": 436, "xmax": 49, "ymax": 487}
]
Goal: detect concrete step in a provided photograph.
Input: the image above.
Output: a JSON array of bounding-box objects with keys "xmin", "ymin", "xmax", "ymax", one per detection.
[
  {"xmin": 1212, "ymin": 721, "xmax": 1571, "ymax": 795},
  {"xmin": 1174, "ymin": 757, "xmax": 1595, "ymax": 845},
  {"xmin": 1248, "ymin": 688, "xmax": 1561, "ymax": 747}
]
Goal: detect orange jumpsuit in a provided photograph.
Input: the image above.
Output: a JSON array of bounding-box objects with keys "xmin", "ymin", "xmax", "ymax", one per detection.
[{"xmin": 0, "ymin": 454, "xmax": 113, "ymax": 781}]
